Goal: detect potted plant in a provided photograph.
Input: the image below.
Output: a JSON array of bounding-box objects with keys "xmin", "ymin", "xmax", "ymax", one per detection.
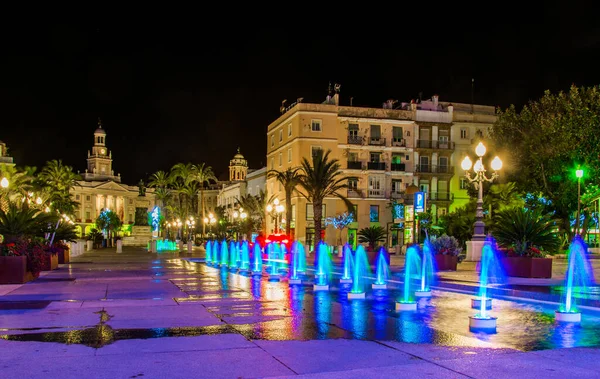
[
  {"xmin": 430, "ymin": 234, "xmax": 461, "ymax": 271},
  {"xmin": 87, "ymin": 228, "xmax": 104, "ymax": 249},
  {"xmin": 493, "ymin": 208, "xmax": 558, "ymax": 278},
  {"xmin": 0, "ymin": 238, "xmax": 44, "ymax": 284},
  {"xmin": 40, "ymin": 243, "xmax": 59, "ymax": 271},
  {"xmin": 357, "ymin": 226, "xmax": 389, "ymax": 265}
]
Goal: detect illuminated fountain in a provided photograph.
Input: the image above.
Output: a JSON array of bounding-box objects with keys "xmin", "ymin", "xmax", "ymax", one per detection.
[
  {"xmin": 251, "ymin": 243, "xmax": 263, "ymax": 276},
  {"xmin": 348, "ymin": 245, "xmax": 368, "ymax": 299},
  {"xmin": 212, "ymin": 240, "xmax": 220, "ymax": 265},
  {"xmin": 229, "ymin": 241, "xmax": 239, "ymax": 270},
  {"xmin": 469, "ymin": 237, "xmax": 504, "ymax": 331},
  {"xmin": 396, "ymin": 245, "xmax": 421, "ymax": 311},
  {"xmin": 289, "ymin": 241, "xmax": 305, "ymax": 284},
  {"xmin": 556, "ymin": 235, "xmax": 595, "ymax": 322},
  {"xmin": 415, "ymin": 238, "xmax": 435, "ymax": 297},
  {"xmin": 340, "ymin": 244, "xmax": 353, "ymax": 284},
  {"xmin": 205, "ymin": 240, "xmax": 213, "ymax": 264},
  {"xmin": 239, "ymin": 240, "xmax": 250, "ymax": 273},
  {"xmin": 220, "ymin": 240, "xmax": 229, "ymax": 267},
  {"xmin": 372, "ymin": 247, "xmax": 389, "ymax": 290},
  {"xmin": 298, "ymin": 241, "xmax": 307, "ymax": 273},
  {"xmin": 314, "ymin": 242, "xmax": 331, "ymax": 291},
  {"xmin": 268, "ymin": 243, "xmax": 280, "ymax": 281},
  {"xmin": 156, "ymin": 239, "xmax": 177, "ymax": 252}
]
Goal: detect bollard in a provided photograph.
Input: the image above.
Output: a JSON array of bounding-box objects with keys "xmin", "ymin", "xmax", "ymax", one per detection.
[
  {"xmin": 151, "ymin": 240, "xmax": 157, "ymax": 253},
  {"xmin": 116, "ymin": 239, "xmax": 123, "ymax": 253},
  {"xmin": 187, "ymin": 240, "xmax": 193, "ymax": 254}
]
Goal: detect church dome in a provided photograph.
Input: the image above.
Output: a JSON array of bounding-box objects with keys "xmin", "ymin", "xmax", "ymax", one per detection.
[
  {"xmin": 233, "ymin": 148, "xmax": 245, "ymax": 160},
  {"xmin": 95, "ymin": 127, "xmax": 106, "ymax": 135}
]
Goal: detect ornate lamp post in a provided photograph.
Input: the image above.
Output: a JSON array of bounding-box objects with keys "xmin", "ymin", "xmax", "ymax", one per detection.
[
  {"xmin": 461, "ymin": 142, "xmax": 503, "ymax": 261},
  {"xmin": 575, "ymin": 168, "xmax": 584, "ymax": 236},
  {"xmin": 204, "ymin": 213, "xmax": 217, "ymax": 237},
  {"xmin": 266, "ymin": 198, "xmax": 285, "ymax": 234}
]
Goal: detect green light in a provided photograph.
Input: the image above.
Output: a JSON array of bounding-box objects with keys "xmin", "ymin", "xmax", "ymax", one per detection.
[{"xmin": 576, "ymin": 169, "xmax": 584, "ymax": 178}]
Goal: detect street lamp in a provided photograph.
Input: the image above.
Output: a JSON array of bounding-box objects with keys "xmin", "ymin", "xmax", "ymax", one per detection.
[
  {"xmin": 205, "ymin": 213, "xmax": 217, "ymax": 237},
  {"xmin": 267, "ymin": 199, "xmax": 285, "ymax": 234},
  {"xmin": 0, "ymin": 177, "xmax": 8, "ymax": 188},
  {"xmin": 461, "ymin": 142, "xmax": 503, "ymax": 256},
  {"xmin": 575, "ymin": 168, "xmax": 584, "ymax": 236}
]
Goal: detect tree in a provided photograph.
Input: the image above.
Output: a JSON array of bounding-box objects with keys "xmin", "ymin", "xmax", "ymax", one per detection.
[
  {"xmin": 358, "ymin": 226, "xmax": 387, "ymax": 251},
  {"xmin": 190, "ymin": 163, "xmax": 216, "ymax": 237},
  {"xmin": 96, "ymin": 210, "xmax": 123, "ymax": 246},
  {"xmin": 0, "ymin": 202, "xmax": 56, "ymax": 242},
  {"xmin": 38, "ymin": 160, "xmax": 80, "ymax": 216},
  {"xmin": 148, "ymin": 171, "xmax": 172, "ymax": 207},
  {"xmin": 268, "ymin": 167, "xmax": 301, "ymax": 236},
  {"xmin": 298, "ymin": 149, "xmax": 353, "ymax": 247},
  {"xmin": 492, "ymin": 85, "xmax": 600, "ymax": 243}
]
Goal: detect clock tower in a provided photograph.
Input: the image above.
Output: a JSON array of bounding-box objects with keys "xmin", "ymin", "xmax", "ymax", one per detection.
[{"xmin": 83, "ymin": 118, "xmax": 121, "ymax": 182}]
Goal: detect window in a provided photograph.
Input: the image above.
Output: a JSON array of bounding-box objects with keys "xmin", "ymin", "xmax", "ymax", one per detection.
[
  {"xmin": 438, "ymin": 156, "xmax": 449, "ymax": 172},
  {"xmin": 86, "ymin": 195, "xmax": 91, "ymax": 201},
  {"xmin": 438, "ymin": 208, "xmax": 448, "ymax": 216},
  {"xmin": 405, "ymin": 154, "xmax": 410, "ymax": 161},
  {"xmin": 76, "ymin": 194, "xmax": 80, "ymax": 200},
  {"xmin": 392, "ymin": 179, "xmax": 403, "ymax": 194},
  {"xmin": 279, "ymin": 152, "xmax": 282, "ymax": 166},
  {"xmin": 271, "ymin": 135, "xmax": 275, "ymax": 147},
  {"xmin": 288, "ymin": 148, "xmax": 292, "ymax": 162},
  {"xmin": 348, "ymin": 177, "xmax": 358, "ymax": 190},
  {"xmin": 288, "ymin": 123, "xmax": 292, "ymax": 137},
  {"xmin": 85, "ymin": 211, "xmax": 91, "ymax": 220},
  {"xmin": 392, "ymin": 155, "xmax": 402, "ymax": 164},
  {"xmin": 348, "ymin": 123, "xmax": 359, "ymax": 137},
  {"xmin": 460, "ymin": 128, "xmax": 468, "ymax": 139},
  {"xmin": 370, "ymin": 152, "xmax": 381, "ymax": 162},
  {"xmin": 370, "ymin": 125, "xmax": 381, "ymax": 139},
  {"xmin": 348, "ymin": 152, "xmax": 358, "ymax": 162},
  {"xmin": 311, "ymin": 119, "xmax": 322, "ymax": 131},
  {"xmin": 306, "ymin": 203, "xmax": 326, "ymax": 220},
  {"xmin": 460, "ymin": 178, "xmax": 469, "ymax": 190},
  {"xmin": 369, "ymin": 205, "xmax": 379, "ymax": 222},
  {"xmin": 311, "ymin": 146, "xmax": 323, "ymax": 159},
  {"xmin": 270, "ymin": 157, "xmax": 274, "ymax": 170},
  {"xmin": 393, "ymin": 126, "xmax": 403, "ymax": 142},
  {"xmin": 279, "ymin": 129, "xmax": 283, "ymax": 142},
  {"xmin": 368, "ymin": 176, "xmax": 382, "ymax": 197}
]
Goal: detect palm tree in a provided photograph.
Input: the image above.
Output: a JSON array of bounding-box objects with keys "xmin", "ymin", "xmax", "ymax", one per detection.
[
  {"xmin": 153, "ymin": 187, "xmax": 171, "ymax": 210},
  {"xmin": 190, "ymin": 163, "xmax": 216, "ymax": 236},
  {"xmin": 268, "ymin": 167, "xmax": 301, "ymax": 236},
  {"xmin": 38, "ymin": 160, "xmax": 80, "ymax": 216},
  {"xmin": 182, "ymin": 182, "xmax": 200, "ymax": 216},
  {"xmin": 148, "ymin": 170, "xmax": 172, "ymax": 207},
  {"xmin": 358, "ymin": 226, "xmax": 388, "ymax": 251},
  {"xmin": 0, "ymin": 165, "xmax": 34, "ymax": 210},
  {"xmin": 0, "ymin": 202, "xmax": 57, "ymax": 242},
  {"xmin": 298, "ymin": 149, "xmax": 353, "ymax": 247}
]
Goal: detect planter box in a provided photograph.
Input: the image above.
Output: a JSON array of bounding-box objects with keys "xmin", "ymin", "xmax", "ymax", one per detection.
[
  {"xmin": 58, "ymin": 248, "xmax": 70, "ymax": 264},
  {"xmin": 501, "ymin": 257, "xmax": 552, "ymax": 278},
  {"xmin": 41, "ymin": 253, "xmax": 59, "ymax": 271},
  {"xmin": 434, "ymin": 254, "xmax": 458, "ymax": 271},
  {"xmin": 367, "ymin": 249, "xmax": 390, "ymax": 266},
  {"xmin": 0, "ymin": 256, "xmax": 35, "ymax": 284}
]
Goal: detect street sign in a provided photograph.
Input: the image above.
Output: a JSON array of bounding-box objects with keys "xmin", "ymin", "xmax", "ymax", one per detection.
[{"xmin": 415, "ymin": 192, "xmax": 426, "ymax": 213}]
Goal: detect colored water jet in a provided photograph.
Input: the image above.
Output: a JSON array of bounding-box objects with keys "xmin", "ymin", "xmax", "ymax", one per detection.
[
  {"xmin": 314, "ymin": 242, "xmax": 331, "ymax": 291},
  {"xmin": 340, "ymin": 244, "xmax": 353, "ymax": 284},
  {"xmin": 348, "ymin": 245, "xmax": 368, "ymax": 299},
  {"xmin": 239, "ymin": 240, "xmax": 250, "ymax": 272},
  {"xmin": 252, "ymin": 243, "xmax": 263, "ymax": 275},
  {"xmin": 229, "ymin": 241, "xmax": 239, "ymax": 270},
  {"xmin": 556, "ymin": 235, "xmax": 595, "ymax": 322},
  {"xmin": 205, "ymin": 240, "xmax": 212, "ymax": 264},
  {"xmin": 469, "ymin": 237, "xmax": 504, "ymax": 332},
  {"xmin": 212, "ymin": 240, "xmax": 220, "ymax": 265},
  {"xmin": 415, "ymin": 238, "xmax": 435, "ymax": 297},
  {"xmin": 396, "ymin": 245, "xmax": 421, "ymax": 311},
  {"xmin": 373, "ymin": 247, "xmax": 389, "ymax": 290},
  {"xmin": 289, "ymin": 241, "xmax": 305, "ymax": 284},
  {"xmin": 268, "ymin": 243, "xmax": 280, "ymax": 281},
  {"xmin": 220, "ymin": 240, "xmax": 229, "ymax": 267}
]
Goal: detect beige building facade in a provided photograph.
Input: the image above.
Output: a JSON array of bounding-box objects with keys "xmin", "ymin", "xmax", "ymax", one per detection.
[{"xmin": 266, "ymin": 92, "xmax": 496, "ymax": 250}]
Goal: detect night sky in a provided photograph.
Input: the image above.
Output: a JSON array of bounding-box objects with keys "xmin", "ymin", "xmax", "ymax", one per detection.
[{"xmin": 2, "ymin": 5, "xmax": 599, "ymax": 184}]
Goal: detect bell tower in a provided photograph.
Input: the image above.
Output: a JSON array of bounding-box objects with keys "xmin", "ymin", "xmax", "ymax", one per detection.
[
  {"xmin": 84, "ymin": 118, "xmax": 121, "ymax": 182},
  {"xmin": 229, "ymin": 148, "xmax": 248, "ymax": 182}
]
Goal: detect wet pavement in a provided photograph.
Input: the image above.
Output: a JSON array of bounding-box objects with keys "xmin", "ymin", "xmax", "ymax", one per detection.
[{"xmin": 1, "ymin": 247, "xmax": 599, "ymax": 378}]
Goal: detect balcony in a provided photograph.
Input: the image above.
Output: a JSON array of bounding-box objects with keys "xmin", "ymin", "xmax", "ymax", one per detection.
[
  {"xmin": 415, "ymin": 165, "xmax": 454, "ymax": 174},
  {"xmin": 347, "ymin": 189, "xmax": 361, "ymax": 198},
  {"xmin": 390, "ymin": 191, "xmax": 404, "ymax": 200},
  {"xmin": 368, "ymin": 189, "xmax": 385, "ymax": 198},
  {"xmin": 392, "ymin": 138, "xmax": 406, "ymax": 147},
  {"xmin": 390, "ymin": 163, "xmax": 406, "ymax": 172},
  {"xmin": 416, "ymin": 140, "xmax": 455, "ymax": 150},
  {"xmin": 367, "ymin": 162, "xmax": 386, "ymax": 170},
  {"xmin": 347, "ymin": 161, "xmax": 363, "ymax": 170},
  {"xmin": 347, "ymin": 135, "xmax": 363, "ymax": 145},
  {"xmin": 368, "ymin": 137, "xmax": 386, "ymax": 146},
  {"xmin": 429, "ymin": 192, "xmax": 453, "ymax": 201}
]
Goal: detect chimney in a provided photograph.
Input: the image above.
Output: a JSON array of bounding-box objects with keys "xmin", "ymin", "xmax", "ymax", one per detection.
[
  {"xmin": 448, "ymin": 103, "xmax": 454, "ymax": 115},
  {"xmin": 432, "ymin": 94, "xmax": 439, "ymax": 108},
  {"xmin": 410, "ymin": 99, "xmax": 417, "ymax": 111}
]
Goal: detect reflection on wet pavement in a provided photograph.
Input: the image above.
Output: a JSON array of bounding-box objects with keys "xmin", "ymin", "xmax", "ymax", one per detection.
[{"xmin": 2, "ymin": 253, "xmax": 600, "ymax": 352}]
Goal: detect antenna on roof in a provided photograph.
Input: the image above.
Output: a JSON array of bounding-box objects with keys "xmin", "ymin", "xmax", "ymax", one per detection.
[{"xmin": 471, "ymin": 78, "xmax": 475, "ymax": 114}]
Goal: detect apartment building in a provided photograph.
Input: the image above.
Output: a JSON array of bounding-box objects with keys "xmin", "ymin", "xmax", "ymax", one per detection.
[{"xmin": 265, "ymin": 90, "xmax": 496, "ymax": 250}]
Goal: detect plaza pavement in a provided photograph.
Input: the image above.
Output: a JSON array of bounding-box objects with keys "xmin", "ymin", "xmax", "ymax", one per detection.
[{"xmin": 0, "ymin": 247, "xmax": 599, "ymax": 379}]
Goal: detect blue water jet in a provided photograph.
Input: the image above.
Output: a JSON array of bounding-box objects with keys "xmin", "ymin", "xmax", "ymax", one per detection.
[
  {"xmin": 289, "ymin": 241, "xmax": 305, "ymax": 284},
  {"xmin": 396, "ymin": 245, "xmax": 421, "ymax": 311},
  {"xmin": 220, "ymin": 240, "xmax": 229, "ymax": 267},
  {"xmin": 252, "ymin": 243, "xmax": 263, "ymax": 275},
  {"xmin": 268, "ymin": 243, "xmax": 280, "ymax": 280},
  {"xmin": 349, "ymin": 246, "xmax": 368, "ymax": 298},
  {"xmin": 205, "ymin": 240, "xmax": 212, "ymax": 264},
  {"xmin": 212, "ymin": 240, "xmax": 220, "ymax": 265},
  {"xmin": 340, "ymin": 244, "xmax": 354, "ymax": 284},
  {"xmin": 373, "ymin": 247, "xmax": 390, "ymax": 289},
  {"xmin": 314, "ymin": 242, "xmax": 331, "ymax": 290},
  {"xmin": 240, "ymin": 240, "xmax": 250, "ymax": 272},
  {"xmin": 416, "ymin": 238, "xmax": 435, "ymax": 297},
  {"xmin": 229, "ymin": 241, "xmax": 239, "ymax": 270},
  {"xmin": 556, "ymin": 236, "xmax": 595, "ymax": 322}
]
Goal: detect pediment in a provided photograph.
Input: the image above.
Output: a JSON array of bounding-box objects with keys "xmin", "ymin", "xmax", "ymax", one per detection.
[{"xmin": 93, "ymin": 181, "xmax": 131, "ymax": 192}]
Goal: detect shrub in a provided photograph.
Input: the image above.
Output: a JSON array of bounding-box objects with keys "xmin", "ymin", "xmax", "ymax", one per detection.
[
  {"xmin": 357, "ymin": 226, "xmax": 387, "ymax": 250},
  {"xmin": 431, "ymin": 234, "xmax": 462, "ymax": 256}
]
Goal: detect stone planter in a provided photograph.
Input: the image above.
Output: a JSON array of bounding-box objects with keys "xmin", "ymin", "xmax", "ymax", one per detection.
[
  {"xmin": 116, "ymin": 240, "xmax": 123, "ymax": 253},
  {"xmin": 41, "ymin": 253, "xmax": 59, "ymax": 271},
  {"xmin": 0, "ymin": 256, "xmax": 35, "ymax": 284},
  {"xmin": 434, "ymin": 254, "xmax": 458, "ymax": 271},
  {"xmin": 501, "ymin": 257, "xmax": 552, "ymax": 278},
  {"xmin": 58, "ymin": 247, "xmax": 70, "ymax": 264}
]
